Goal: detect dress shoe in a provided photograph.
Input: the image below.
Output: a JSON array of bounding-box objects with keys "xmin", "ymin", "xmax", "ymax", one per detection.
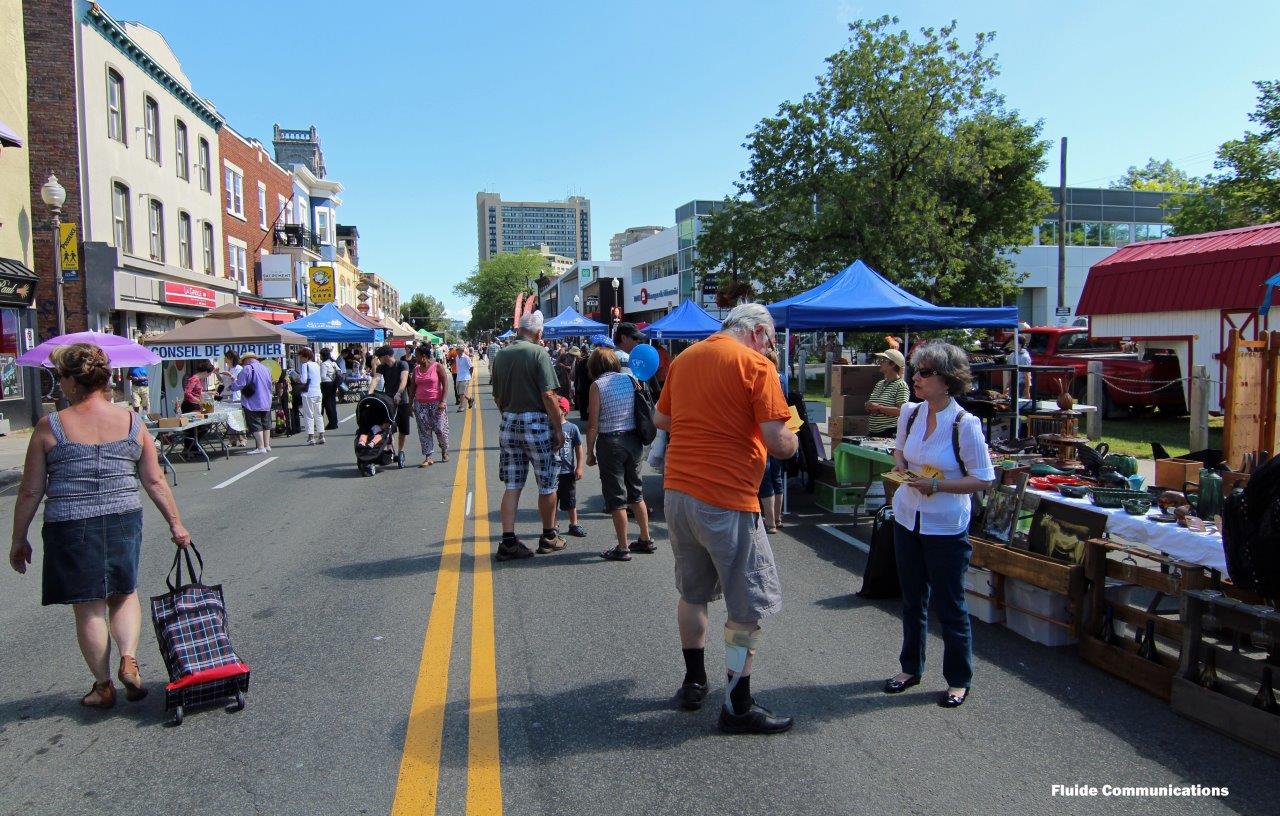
[
  {"xmin": 938, "ymin": 688, "xmax": 971, "ymax": 708},
  {"xmin": 117, "ymin": 655, "xmax": 147, "ymax": 701},
  {"xmin": 718, "ymin": 702, "xmax": 794, "ymax": 734},
  {"xmin": 80, "ymin": 680, "xmax": 116, "ymax": 709},
  {"xmin": 883, "ymin": 674, "xmax": 921, "ymax": 694},
  {"xmin": 678, "ymin": 681, "xmax": 708, "ymax": 711}
]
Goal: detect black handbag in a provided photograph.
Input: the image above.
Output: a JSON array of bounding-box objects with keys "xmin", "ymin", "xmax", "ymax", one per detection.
[
  {"xmin": 858, "ymin": 506, "xmax": 902, "ymax": 599},
  {"xmin": 630, "ymin": 377, "xmax": 657, "ymax": 445}
]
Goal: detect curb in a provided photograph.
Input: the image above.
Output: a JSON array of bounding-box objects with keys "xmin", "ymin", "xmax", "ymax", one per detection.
[{"xmin": 0, "ymin": 468, "xmax": 21, "ymax": 489}]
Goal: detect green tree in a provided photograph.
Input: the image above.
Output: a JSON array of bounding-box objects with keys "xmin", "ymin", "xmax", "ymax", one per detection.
[
  {"xmin": 1109, "ymin": 158, "xmax": 1203, "ymax": 192},
  {"xmin": 1169, "ymin": 80, "xmax": 1280, "ymax": 235},
  {"xmin": 695, "ymin": 17, "xmax": 1050, "ymax": 307},
  {"xmin": 453, "ymin": 249, "xmax": 549, "ymax": 337},
  {"xmin": 399, "ymin": 293, "xmax": 447, "ymax": 331}
]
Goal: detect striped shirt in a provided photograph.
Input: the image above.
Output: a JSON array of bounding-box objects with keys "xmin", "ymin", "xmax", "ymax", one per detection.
[
  {"xmin": 867, "ymin": 377, "xmax": 910, "ymax": 433},
  {"xmin": 43, "ymin": 411, "xmax": 144, "ymax": 523},
  {"xmin": 595, "ymin": 372, "xmax": 636, "ymax": 433}
]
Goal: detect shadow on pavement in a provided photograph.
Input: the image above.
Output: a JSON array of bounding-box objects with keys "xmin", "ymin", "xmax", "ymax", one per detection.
[
  {"xmin": 322, "ymin": 551, "xmax": 444, "ymax": 580},
  {"xmin": 0, "ymin": 689, "xmax": 169, "ymax": 730}
]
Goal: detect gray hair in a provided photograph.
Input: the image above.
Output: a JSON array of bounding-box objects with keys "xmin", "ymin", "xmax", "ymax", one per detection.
[
  {"xmin": 518, "ymin": 310, "xmax": 544, "ymax": 335},
  {"xmin": 910, "ymin": 341, "xmax": 973, "ymax": 396},
  {"xmin": 720, "ymin": 302, "xmax": 774, "ymax": 340}
]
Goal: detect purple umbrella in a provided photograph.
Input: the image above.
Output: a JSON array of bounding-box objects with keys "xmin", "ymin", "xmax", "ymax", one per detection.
[{"xmin": 17, "ymin": 331, "xmax": 160, "ymax": 368}]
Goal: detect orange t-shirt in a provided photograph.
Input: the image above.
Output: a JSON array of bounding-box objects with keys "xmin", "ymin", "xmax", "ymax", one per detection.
[{"xmin": 656, "ymin": 334, "xmax": 791, "ymax": 512}]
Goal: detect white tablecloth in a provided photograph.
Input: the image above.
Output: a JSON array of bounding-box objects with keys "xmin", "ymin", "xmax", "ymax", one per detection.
[{"xmin": 1028, "ymin": 488, "xmax": 1227, "ymax": 572}]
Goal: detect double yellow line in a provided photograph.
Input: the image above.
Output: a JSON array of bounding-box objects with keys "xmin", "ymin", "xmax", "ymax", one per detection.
[{"xmin": 390, "ymin": 404, "xmax": 502, "ymax": 816}]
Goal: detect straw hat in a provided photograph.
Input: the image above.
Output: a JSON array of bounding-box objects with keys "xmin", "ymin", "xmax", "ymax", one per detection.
[
  {"xmin": 875, "ymin": 349, "xmax": 906, "ymax": 370},
  {"xmin": 239, "ymin": 350, "xmax": 259, "ymax": 362}
]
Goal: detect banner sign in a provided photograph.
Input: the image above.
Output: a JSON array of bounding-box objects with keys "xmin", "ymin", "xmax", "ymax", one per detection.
[
  {"xmin": 147, "ymin": 341, "xmax": 286, "ymax": 361},
  {"xmin": 309, "ymin": 266, "xmax": 335, "ymax": 304},
  {"xmin": 260, "ymin": 254, "xmax": 294, "ymax": 300},
  {"xmin": 59, "ymin": 223, "xmax": 79, "ymax": 271},
  {"xmin": 160, "ymin": 281, "xmax": 217, "ymax": 309}
]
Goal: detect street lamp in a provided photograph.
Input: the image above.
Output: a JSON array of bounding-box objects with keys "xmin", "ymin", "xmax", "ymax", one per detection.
[
  {"xmin": 41, "ymin": 174, "xmax": 67, "ymax": 336},
  {"xmin": 573, "ymin": 294, "xmax": 580, "ymax": 312},
  {"xmin": 610, "ymin": 277, "xmax": 620, "ymax": 333}
]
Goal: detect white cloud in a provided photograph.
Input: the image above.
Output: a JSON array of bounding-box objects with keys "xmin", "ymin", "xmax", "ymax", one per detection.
[{"xmin": 445, "ymin": 307, "xmax": 473, "ymax": 320}]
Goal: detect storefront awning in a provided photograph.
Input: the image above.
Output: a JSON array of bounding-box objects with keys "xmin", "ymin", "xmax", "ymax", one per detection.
[
  {"xmin": 0, "ymin": 258, "xmax": 39, "ymax": 307},
  {"xmin": 0, "ymin": 119, "xmax": 21, "ymax": 149},
  {"xmin": 246, "ymin": 310, "xmax": 293, "ymax": 324}
]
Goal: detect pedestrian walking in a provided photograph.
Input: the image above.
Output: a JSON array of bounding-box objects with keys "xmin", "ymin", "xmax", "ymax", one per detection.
[
  {"xmin": 555, "ymin": 344, "xmax": 579, "ymax": 403},
  {"xmin": 218, "ymin": 351, "xmax": 274, "ymax": 454},
  {"xmin": 369, "ymin": 346, "xmax": 411, "ymax": 462},
  {"xmin": 490, "ymin": 311, "xmax": 566, "ymax": 560},
  {"xmin": 553, "ymin": 396, "xmax": 586, "ymax": 538},
  {"xmin": 455, "ymin": 346, "xmax": 474, "ymax": 412},
  {"xmin": 127, "ymin": 366, "xmax": 149, "ymax": 413},
  {"xmin": 293, "ymin": 348, "xmax": 325, "ymax": 445},
  {"xmin": 8, "ymin": 342, "xmax": 191, "ymax": 709},
  {"xmin": 883, "ymin": 341, "xmax": 995, "ymax": 709},
  {"xmin": 654, "ymin": 303, "xmax": 797, "ymax": 734},
  {"xmin": 320, "ymin": 348, "xmax": 341, "ymax": 430},
  {"xmin": 586, "ymin": 348, "xmax": 655, "ymax": 561},
  {"xmin": 410, "ymin": 345, "xmax": 450, "ymax": 466}
]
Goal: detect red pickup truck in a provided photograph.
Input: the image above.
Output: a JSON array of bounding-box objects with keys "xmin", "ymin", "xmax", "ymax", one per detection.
[{"xmin": 1018, "ymin": 327, "xmax": 1185, "ymax": 417}]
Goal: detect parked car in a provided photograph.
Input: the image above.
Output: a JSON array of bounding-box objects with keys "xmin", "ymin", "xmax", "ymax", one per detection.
[{"xmin": 1017, "ymin": 327, "xmax": 1185, "ymax": 417}]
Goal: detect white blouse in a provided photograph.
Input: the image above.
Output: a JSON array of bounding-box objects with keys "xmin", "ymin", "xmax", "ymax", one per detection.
[{"xmin": 891, "ymin": 399, "xmax": 995, "ymax": 536}]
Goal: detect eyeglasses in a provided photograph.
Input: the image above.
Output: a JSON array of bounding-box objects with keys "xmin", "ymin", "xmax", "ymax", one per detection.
[{"xmin": 913, "ymin": 367, "xmax": 938, "ymax": 379}]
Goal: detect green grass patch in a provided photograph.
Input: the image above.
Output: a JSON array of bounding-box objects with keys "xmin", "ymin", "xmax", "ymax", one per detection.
[{"xmin": 1098, "ymin": 414, "xmax": 1223, "ymax": 459}]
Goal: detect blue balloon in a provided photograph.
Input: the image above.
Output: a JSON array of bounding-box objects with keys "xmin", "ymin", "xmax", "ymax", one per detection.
[{"xmin": 629, "ymin": 343, "xmax": 660, "ymax": 381}]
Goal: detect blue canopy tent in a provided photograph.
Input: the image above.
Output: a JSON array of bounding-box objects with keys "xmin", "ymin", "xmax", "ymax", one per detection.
[
  {"xmin": 647, "ymin": 299, "xmax": 722, "ymax": 340},
  {"xmin": 542, "ymin": 307, "xmax": 610, "ymax": 340},
  {"xmin": 282, "ymin": 303, "xmax": 384, "ymax": 342},
  {"xmin": 497, "ymin": 329, "xmax": 516, "ymax": 340}
]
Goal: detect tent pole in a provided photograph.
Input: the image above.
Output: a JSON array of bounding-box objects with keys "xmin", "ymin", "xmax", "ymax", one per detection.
[
  {"xmin": 782, "ymin": 327, "xmax": 791, "ymax": 517},
  {"xmin": 1013, "ymin": 322, "xmax": 1022, "ymax": 440}
]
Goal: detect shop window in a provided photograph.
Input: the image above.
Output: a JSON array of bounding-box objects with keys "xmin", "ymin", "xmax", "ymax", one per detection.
[{"xmin": 0, "ymin": 309, "xmax": 21, "ymax": 400}]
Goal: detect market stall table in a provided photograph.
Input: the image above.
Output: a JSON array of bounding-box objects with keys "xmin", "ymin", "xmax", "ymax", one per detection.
[{"xmin": 147, "ymin": 412, "xmax": 231, "ymax": 481}]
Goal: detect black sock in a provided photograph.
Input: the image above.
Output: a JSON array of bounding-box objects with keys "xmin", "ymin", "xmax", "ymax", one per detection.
[
  {"xmin": 682, "ymin": 648, "xmax": 706, "ymax": 686},
  {"xmin": 501, "ymin": 532, "xmax": 517, "ymax": 545},
  {"xmin": 543, "ymin": 528, "xmax": 557, "ymax": 539},
  {"xmin": 728, "ymin": 673, "xmax": 752, "ymax": 715}
]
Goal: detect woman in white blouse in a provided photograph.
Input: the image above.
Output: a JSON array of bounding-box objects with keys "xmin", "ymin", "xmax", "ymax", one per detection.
[{"xmin": 883, "ymin": 342, "xmax": 995, "ymax": 708}]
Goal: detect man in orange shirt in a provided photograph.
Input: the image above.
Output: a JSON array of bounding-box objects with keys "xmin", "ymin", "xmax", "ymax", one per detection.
[{"xmin": 655, "ymin": 302, "xmax": 798, "ymax": 734}]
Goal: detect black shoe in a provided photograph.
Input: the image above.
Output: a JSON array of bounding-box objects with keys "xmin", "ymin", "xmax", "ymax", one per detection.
[
  {"xmin": 678, "ymin": 681, "xmax": 708, "ymax": 711},
  {"xmin": 938, "ymin": 688, "xmax": 971, "ymax": 708},
  {"xmin": 718, "ymin": 702, "xmax": 794, "ymax": 735},
  {"xmin": 566, "ymin": 525, "xmax": 587, "ymax": 538},
  {"xmin": 629, "ymin": 538, "xmax": 657, "ymax": 554},
  {"xmin": 495, "ymin": 540, "xmax": 535, "ymax": 561},
  {"xmin": 883, "ymin": 674, "xmax": 921, "ymax": 694}
]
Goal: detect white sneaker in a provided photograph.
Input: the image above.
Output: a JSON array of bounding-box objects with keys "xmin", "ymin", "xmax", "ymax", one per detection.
[{"xmin": 245, "ymin": 448, "xmax": 266, "ymax": 456}]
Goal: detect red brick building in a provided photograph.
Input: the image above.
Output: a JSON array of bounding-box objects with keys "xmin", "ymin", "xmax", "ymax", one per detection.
[{"xmin": 217, "ymin": 125, "xmax": 294, "ymax": 297}]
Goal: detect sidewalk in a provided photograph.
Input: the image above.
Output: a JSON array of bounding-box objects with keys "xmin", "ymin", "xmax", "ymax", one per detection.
[{"xmin": 0, "ymin": 427, "xmax": 31, "ymax": 489}]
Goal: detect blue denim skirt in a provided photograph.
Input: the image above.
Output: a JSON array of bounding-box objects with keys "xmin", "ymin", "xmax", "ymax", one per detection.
[{"xmin": 41, "ymin": 510, "xmax": 143, "ymax": 606}]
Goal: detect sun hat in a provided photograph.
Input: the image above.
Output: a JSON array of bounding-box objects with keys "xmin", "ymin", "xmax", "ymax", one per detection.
[{"xmin": 875, "ymin": 349, "xmax": 906, "ymax": 370}]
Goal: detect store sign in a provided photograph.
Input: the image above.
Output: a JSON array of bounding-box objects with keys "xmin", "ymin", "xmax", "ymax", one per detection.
[
  {"xmin": 357, "ymin": 302, "xmax": 370, "ymax": 313},
  {"xmin": 631, "ymin": 278, "xmax": 680, "ymax": 311},
  {"xmin": 309, "ymin": 266, "xmax": 335, "ymax": 304},
  {"xmin": 585, "ymin": 295, "xmax": 599, "ymax": 312},
  {"xmin": 578, "ymin": 264, "xmax": 596, "ymax": 285},
  {"xmin": 260, "ymin": 254, "xmax": 294, "ymax": 300},
  {"xmin": 148, "ymin": 341, "xmax": 285, "ymax": 361},
  {"xmin": 0, "ymin": 274, "xmax": 37, "ymax": 307},
  {"xmin": 160, "ymin": 281, "xmax": 217, "ymax": 309}
]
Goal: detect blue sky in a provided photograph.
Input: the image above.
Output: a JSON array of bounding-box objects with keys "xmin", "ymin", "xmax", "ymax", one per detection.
[{"xmin": 100, "ymin": 0, "xmax": 1279, "ymax": 317}]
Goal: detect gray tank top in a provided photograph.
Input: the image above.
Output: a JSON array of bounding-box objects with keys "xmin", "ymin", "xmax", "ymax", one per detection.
[{"xmin": 44, "ymin": 410, "xmax": 144, "ymax": 523}]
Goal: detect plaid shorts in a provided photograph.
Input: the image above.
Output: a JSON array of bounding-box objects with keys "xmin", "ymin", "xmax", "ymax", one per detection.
[{"xmin": 499, "ymin": 412, "xmax": 558, "ymax": 494}]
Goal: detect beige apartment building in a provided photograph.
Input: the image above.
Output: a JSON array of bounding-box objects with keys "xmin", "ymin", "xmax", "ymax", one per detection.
[{"xmin": 477, "ymin": 191, "xmax": 590, "ymax": 265}]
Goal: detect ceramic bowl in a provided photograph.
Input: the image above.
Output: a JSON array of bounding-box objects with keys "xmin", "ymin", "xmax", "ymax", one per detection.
[
  {"xmin": 1058, "ymin": 484, "xmax": 1090, "ymax": 499},
  {"xmin": 1122, "ymin": 499, "xmax": 1152, "ymax": 515}
]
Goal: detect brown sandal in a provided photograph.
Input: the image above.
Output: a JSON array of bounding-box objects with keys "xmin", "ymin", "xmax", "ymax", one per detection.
[
  {"xmin": 81, "ymin": 680, "xmax": 116, "ymax": 709},
  {"xmin": 118, "ymin": 655, "xmax": 147, "ymax": 701}
]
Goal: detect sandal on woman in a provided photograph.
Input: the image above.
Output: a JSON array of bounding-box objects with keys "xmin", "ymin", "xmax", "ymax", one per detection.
[
  {"xmin": 420, "ymin": 458, "xmax": 434, "ymax": 468},
  {"xmin": 118, "ymin": 655, "xmax": 147, "ymax": 701},
  {"xmin": 81, "ymin": 680, "xmax": 116, "ymax": 709},
  {"xmin": 440, "ymin": 452, "xmax": 449, "ymax": 462},
  {"xmin": 600, "ymin": 546, "xmax": 632, "ymax": 562}
]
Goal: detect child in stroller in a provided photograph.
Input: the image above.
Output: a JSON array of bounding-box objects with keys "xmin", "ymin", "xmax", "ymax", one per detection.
[{"xmin": 354, "ymin": 391, "xmax": 405, "ymax": 475}]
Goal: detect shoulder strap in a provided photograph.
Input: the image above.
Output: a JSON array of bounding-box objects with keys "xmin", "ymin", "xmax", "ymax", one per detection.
[
  {"xmin": 903, "ymin": 402, "xmax": 924, "ymax": 439},
  {"xmin": 952, "ymin": 409, "xmax": 969, "ymax": 477},
  {"xmin": 47, "ymin": 410, "xmax": 67, "ymax": 444},
  {"xmin": 129, "ymin": 411, "xmax": 143, "ymax": 441}
]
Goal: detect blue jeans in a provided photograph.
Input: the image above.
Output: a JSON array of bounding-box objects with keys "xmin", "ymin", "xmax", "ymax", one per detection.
[{"xmin": 893, "ymin": 520, "xmax": 973, "ymax": 688}]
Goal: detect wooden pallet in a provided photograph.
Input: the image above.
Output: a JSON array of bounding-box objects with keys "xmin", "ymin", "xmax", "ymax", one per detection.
[{"xmin": 970, "ymin": 537, "xmax": 1085, "ymax": 636}]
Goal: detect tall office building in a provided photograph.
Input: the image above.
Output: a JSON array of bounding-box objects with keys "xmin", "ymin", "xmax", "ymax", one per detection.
[
  {"xmin": 609, "ymin": 226, "xmax": 664, "ymax": 260},
  {"xmin": 477, "ymin": 192, "xmax": 591, "ymax": 264}
]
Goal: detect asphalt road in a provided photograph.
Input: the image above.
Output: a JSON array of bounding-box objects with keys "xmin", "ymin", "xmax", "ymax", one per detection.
[{"xmin": 0, "ymin": 363, "xmax": 1276, "ymax": 816}]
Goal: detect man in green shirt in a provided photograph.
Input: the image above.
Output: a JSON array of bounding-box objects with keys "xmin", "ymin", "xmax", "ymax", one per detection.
[
  {"xmin": 491, "ymin": 311, "xmax": 566, "ymax": 560},
  {"xmin": 865, "ymin": 349, "xmax": 910, "ymax": 438}
]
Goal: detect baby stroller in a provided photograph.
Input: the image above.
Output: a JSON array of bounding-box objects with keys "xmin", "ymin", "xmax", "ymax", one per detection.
[{"xmin": 354, "ymin": 391, "xmax": 405, "ymax": 476}]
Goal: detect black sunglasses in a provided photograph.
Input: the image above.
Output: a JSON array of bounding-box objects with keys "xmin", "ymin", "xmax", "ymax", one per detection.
[{"xmin": 913, "ymin": 367, "xmax": 938, "ymax": 379}]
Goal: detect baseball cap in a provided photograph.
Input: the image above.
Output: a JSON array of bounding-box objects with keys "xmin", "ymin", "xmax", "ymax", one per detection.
[
  {"xmin": 875, "ymin": 349, "xmax": 906, "ymax": 370},
  {"xmin": 557, "ymin": 396, "xmax": 571, "ymax": 413}
]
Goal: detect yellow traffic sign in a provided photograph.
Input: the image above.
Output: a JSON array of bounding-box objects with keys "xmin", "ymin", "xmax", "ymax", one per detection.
[{"xmin": 59, "ymin": 223, "xmax": 79, "ymax": 271}]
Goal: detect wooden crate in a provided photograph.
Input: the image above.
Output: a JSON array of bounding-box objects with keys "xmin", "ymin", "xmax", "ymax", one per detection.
[
  {"xmin": 830, "ymin": 365, "xmax": 881, "ymax": 396},
  {"xmin": 828, "ymin": 415, "xmax": 869, "ymax": 439},
  {"xmin": 831, "ymin": 392, "xmax": 875, "ymax": 418},
  {"xmin": 1172, "ymin": 589, "xmax": 1280, "ymax": 758},
  {"xmin": 1154, "ymin": 458, "xmax": 1202, "ymax": 490},
  {"xmin": 1079, "ymin": 538, "xmax": 1215, "ymax": 701},
  {"xmin": 969, "ymin": 537, "xmax": 1085, "ymax": 638}
]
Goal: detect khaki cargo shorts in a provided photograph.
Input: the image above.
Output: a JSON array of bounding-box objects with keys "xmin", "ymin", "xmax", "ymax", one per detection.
[{"xmin": 665, "ymin": 489, "xmax": 782, "ymax": 623}]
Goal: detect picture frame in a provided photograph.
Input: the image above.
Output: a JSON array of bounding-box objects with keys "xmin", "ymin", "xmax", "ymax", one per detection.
[
  {"xmin": 982, "ymin": 472, "xmax": 1029, "ymax": 545},
  {"xmin": 1026, "ymin": 499, "xmax": 1108, "ymax": 565}
]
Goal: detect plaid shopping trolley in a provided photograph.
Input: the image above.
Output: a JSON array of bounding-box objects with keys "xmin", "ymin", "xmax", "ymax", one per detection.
[{"xmin": 150, "ymin": 545, "xmax": 250, "ymax": 725}]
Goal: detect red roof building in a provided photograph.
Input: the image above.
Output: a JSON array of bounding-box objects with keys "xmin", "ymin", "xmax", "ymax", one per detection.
[{"xmin": 1077, "ymin": 222, "xmax": 1280, "ymax": 409}]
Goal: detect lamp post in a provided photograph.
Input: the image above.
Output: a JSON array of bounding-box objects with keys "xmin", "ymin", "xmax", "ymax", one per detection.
[
  {"xmin": 41, "ymin": 174, "xmax": 67, "ymax": 336},
  {"xmin": 573, "ymin": 294, "xmax": 580, "ymax": 313},
  {"xmin": 610, "ymin": 277, "xmax": 620, "ymax": 334}
]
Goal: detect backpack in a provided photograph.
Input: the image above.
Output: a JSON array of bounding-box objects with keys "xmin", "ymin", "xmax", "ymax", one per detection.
[
  {"xmin": 1222, "ymin": 454, "xmax": 1280, "ymax": 598},
  {"xmin": 903, "ymin": 403, "xmax": 986, "ymax": 532},
  {"xmin": 630, "ymin": 376, "xmax": 657, "ymax": 445}
]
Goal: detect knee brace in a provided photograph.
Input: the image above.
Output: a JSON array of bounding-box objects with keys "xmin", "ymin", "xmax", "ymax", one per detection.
[{"xmin": 724, "ymin": 626, "xmax": 761, "ymax": 675}]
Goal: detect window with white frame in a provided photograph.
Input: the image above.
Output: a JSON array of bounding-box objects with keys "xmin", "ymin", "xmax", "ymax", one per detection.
[
  {"xmin": 106, "ymin": 69, "xmax": 126, "ymax": 143},
  {"xmin": 224, "ymin": 164, "xmax": 244, "ymax": 217},
  {"xmin": 197, "ymin": 138, "xmax": 211, "ymax": 192},
  {"xmin": 258, "ymin": 182, "xmax": 267, "ymax": 229},
  {"xmin": 175, "ymin": 120, "xmax": 189, "ymax": 180},
  {"xmin": 111, "ymin": 181, "xmax": 132, "ymax": 253},
  {"xmin": 178, "ymin": 212, "xmax": 193, "ymax": 269},
  {"xmin": 143, "ymin": 97, "xmax": 160, "ymax": 163},
  {"xmin": 227, "ymin": 239, "xmax": 248, "ymax": 289},
  {"xmin": 279, "ymin": 195, "xmax": 291, "ymax": 225},
  {"xmin": 295, "ymin": 195, "xmax": 305, "ymax": 227},
  {"xmin": 148, "ymin": 199, "xmax": 165, "ymax": 261},
  {"xmin": 316, "ymin": 208, "xmax": 331, "ymax": 245},
  {"xmin": 202, "ymin": 221, "xmax": 214, "ymax": 273}
]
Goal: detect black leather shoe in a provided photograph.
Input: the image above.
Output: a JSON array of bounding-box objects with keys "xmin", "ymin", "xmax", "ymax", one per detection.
[
  {"xmin": 718, "ymin": 703, "xmax": 794, "ymax": 734},
  {"xmin": 883, "ymin": 674, "xmax": 921, "ymax": 694},
  {"xmin": 678, "ymin": 681, "xmax": 708, "ymax": 711},
  {"xmin": 938, "ymin": 688, "xmax": 971, "ymax": 708}
]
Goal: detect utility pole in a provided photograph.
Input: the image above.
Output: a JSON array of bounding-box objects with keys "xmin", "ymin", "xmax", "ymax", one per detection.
[{"xmin": 1057, "ymin": 137, "xmax": 1068, "ymax": 315}]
